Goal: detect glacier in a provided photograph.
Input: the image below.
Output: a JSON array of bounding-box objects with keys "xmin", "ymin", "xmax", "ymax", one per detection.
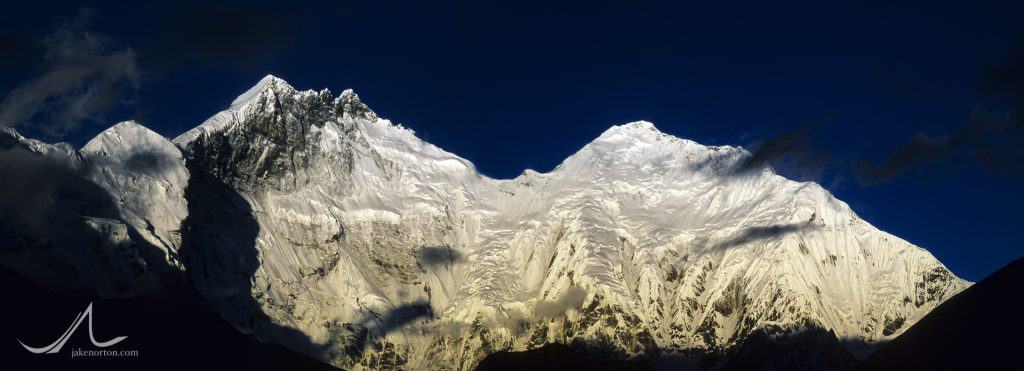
[{"xmin": 0, "ymin": 75, "xmax": 970, "ymax": 369}]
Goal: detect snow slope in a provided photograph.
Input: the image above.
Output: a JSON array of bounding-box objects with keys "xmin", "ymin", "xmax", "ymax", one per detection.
[
  {"xmin": 167, "ymin": 76, "xmax": 968, "ymax": 369},
  {"xmin": 0, "ymin": 126, "xmax": 165, "ymax": 297},
  {"xmin": 1, "ymin": 76, "xmax": 970, "ymax": 369}
]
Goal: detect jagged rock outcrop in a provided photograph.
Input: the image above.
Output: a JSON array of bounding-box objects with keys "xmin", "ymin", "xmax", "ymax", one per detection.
[{"xmin": 0, "ymin": 75, "xmax": 971, "ymax": 369}]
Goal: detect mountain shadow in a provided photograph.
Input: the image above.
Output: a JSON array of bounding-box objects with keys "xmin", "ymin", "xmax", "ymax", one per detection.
[
  {"xmin": 0, "ymin": 135, "xmax": 337, "ymax": 369},
  {"xmin": 178, "ymin": 157, "xmax": 337, "ymax": 366},
  {"xmin": 0, "ymin": 265, "xmax": 336, "ymax": 370},
  {"xmin": 860, "ymin": 256, "xmax": 1024, "ymax": 370},
  {"xmin": 0, "ymin": 145, "xmax": 148, "ymax": 296},
  {"xmin": 360, "ymin": 300, "xmax": 434, "ymax": 336},
  {"xmin": 713, "ymin": 221, "xmax": 817, "ymax": 251},
  {"xmin": 416, "ymin": 245, "xmax": 465, "ymax": 267}
]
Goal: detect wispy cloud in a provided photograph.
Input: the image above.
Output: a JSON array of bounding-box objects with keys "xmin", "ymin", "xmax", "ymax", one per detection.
[
  {"xmin": 855, "ymin": 115, "xmax": 986, "ymax": 185},
  {"xmin": 732, "ymin": 120, "xmax": 836, "ymax": 182},
  {"xmin": 853, "ymin": 39, "xmax": 1024, "ymax": 185},
  {"xmin": 0, "ymin": 8, "xmax": 140, "ymax": 138},
  {"xmin": 728, "ymin": 37, "xmax": 1024, "ymax": 188}
]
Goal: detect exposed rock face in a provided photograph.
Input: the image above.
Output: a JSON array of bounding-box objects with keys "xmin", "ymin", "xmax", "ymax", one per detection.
[
  {"xmin": 862, "ymin": 257, "xmax": 1023, "ymax": 370},
  {"xmin": 0, "ymin": 76, "xmax": 970, "ymax": 369}
]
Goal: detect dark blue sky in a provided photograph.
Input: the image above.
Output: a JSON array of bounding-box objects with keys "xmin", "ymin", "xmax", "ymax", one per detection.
[{"xmin": 1, "ymin": 1, "xmax": 1021, "ymax": 280}]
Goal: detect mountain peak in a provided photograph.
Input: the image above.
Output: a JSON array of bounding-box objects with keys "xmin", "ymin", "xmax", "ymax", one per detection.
[
  {"xmin": 175, "ymin": 75, "xmax": 306, "ymax": 145},
  {"xmin": 600, "ymin": 120, "xmax": 660, "ymax": 136},
  {"xmin": 618, "ymin": 120, "xmax": 658, "ymax": 131},
  {"xmin": 107, "ymin": 120, "xmax": 144, "ymax": 131},
  {"xmin": 230, "ymin": 74, "xmax": 295, "ymax": 110},
  {"xmin": 82, "ymin": 120, "xmax": 178, "ymax": 157},
  {"xmin": 336, "ymin": 88, "xmax": 378, "ymax": 121},
  {"xmin": 593, "ymin": 121, "xmax": 670, "ymax": 144},
  {"xmin": 551, "ymin": 120, "xmax": 750, "ymax": 176}
]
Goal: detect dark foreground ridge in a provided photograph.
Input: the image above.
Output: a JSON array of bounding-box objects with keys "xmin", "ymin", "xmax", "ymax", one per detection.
[
  {"xmin": 475, "ymin": 343, "xmax": 651, "ymax": 371},
  {"xmin": 0, "ymin": 266, "xmax": 337, "ymax": 370},
  {"xmin": 475, "ymin": 324, "xmax": 860, "ymax": 370},
  {"xmin": 861, "ymin": 256, "xmax": 1024, "ymax": 370}
]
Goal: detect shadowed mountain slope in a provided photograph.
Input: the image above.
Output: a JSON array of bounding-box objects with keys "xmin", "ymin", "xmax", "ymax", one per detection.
[
  {"xmin": 0, "ymin": 266, "xmax": 338, "ymax": 370},
  {"xmin": 862, "ymin": 257, "xmax": 1024, "ymax": 370}
]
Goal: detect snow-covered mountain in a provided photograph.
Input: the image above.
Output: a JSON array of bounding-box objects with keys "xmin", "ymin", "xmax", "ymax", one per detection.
[{"xmin": 0, "ymin": 75, "xmax": 970, "ymax": 369}]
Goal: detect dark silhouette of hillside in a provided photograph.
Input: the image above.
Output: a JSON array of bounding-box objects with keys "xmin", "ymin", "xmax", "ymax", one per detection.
[
  {"xmin": 475, "ymin": 343, "xmax": 651, "ymax": 371},
  {"xmin": 861, "ymin": 257, "xmax": 1024, "ymax": 370},
  {"xmin": 474, "ymin": 324, "xmax": 861, "ymax": 371},
  {"xmin": 0, "ymin": 266, "xmax": 337, "ymax": 370}
]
